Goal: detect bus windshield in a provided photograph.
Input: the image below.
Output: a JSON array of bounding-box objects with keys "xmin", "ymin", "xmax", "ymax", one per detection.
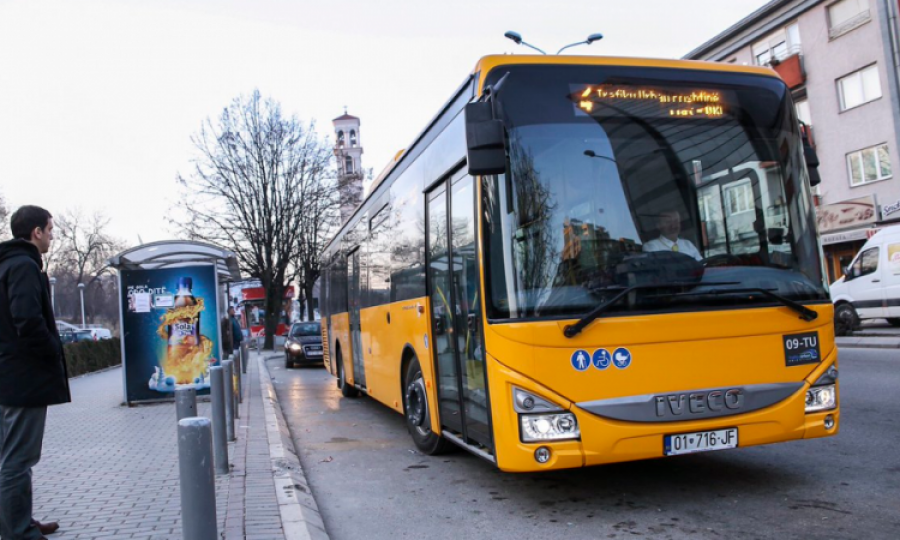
[{"xmin": 483, "ymin": 65, "xmax": 828, "ymax": 320}]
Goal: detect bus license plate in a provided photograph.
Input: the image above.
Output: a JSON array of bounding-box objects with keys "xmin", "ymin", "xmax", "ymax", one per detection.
[{"xmin": 664, "ymin": 428, "xmax": 738, "ymax": 456}]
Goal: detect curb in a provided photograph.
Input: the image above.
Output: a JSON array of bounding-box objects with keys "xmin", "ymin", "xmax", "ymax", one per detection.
[
  {"xmin": 258, "ymin": 354, "xmax": 330, "ymax": 540},
  {"xmin": 835, "ymin": 337, "xmax": 900, "ymax": 349}
]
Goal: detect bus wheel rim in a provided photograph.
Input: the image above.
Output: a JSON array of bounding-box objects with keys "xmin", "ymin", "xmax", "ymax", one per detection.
[{"xmin": 407, "ymin": 377, "xmax": 429, "ymax": 435}]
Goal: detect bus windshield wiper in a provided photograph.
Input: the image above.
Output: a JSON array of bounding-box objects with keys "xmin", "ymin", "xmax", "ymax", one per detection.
[
  {"xmin": 676, "ymin": 287, "xmax": 819, "ymax": 322},
  {"xmin": 563, "ymin": 282, "xmax": 738, "ymax": 338}
]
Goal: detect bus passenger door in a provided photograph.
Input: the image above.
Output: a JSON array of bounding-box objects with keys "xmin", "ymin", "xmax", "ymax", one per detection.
[
  {"xmin": 347, "ymin": 248, "xmax": 367, "ymax": 389},
  {"xmin": 426, "ymin": 173, "xmax": 492, "ymax": 452}
]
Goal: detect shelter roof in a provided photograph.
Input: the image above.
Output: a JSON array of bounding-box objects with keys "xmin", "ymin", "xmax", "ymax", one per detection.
[{"xmin": 108, "ymin": 240, "xmax": 242, "ymax": 282}]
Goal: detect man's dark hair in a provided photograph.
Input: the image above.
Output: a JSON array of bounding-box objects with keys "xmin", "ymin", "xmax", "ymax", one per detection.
[{"xmin": 10, "ymin": 205, "xmax": 53, "ymax": 240}]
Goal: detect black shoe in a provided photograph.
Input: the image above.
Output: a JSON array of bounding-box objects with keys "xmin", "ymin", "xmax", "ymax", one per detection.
[{"xmin": 32, "ymin": 519, "xmax": 60, "ymax": 535}]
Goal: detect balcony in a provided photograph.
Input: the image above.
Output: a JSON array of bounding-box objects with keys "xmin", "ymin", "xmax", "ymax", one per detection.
[{"xmin": 770, "ymin": 52, "xmax": 805, "ymax": 89}]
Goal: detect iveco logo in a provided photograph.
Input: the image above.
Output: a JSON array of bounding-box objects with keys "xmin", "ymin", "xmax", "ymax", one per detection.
[{"xmin": 655, "ymin": 389, "xmax": 744, "ymax": 417}]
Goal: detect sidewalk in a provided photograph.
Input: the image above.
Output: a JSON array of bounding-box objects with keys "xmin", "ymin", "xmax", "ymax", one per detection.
[
  {"xmin": 835, "ymin": 319, "xmax": 900, "ymax": 349},
  {"xmin": 29, "ymin": 351, "xmax": 327, "ymax": 540}
]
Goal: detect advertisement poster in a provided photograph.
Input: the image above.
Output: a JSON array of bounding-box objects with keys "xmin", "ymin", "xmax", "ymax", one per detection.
[{"xmin": 120, "ymin": 265, "xmax": 221, "ymax": 403}]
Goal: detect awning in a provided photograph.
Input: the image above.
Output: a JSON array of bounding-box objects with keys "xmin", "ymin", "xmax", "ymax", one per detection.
[{"xmin": 108, "ymin": 240, "xmax": 242, "ymax": 282}]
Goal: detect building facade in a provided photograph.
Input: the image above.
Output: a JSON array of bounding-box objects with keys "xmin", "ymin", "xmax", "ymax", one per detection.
[
  {"xmin": 333, "ymin": 112, "xmax": 364, "ymax": 224},
  {"xmin": 685, "ymin": 0, "xmax": 900, "ymax": 282}
]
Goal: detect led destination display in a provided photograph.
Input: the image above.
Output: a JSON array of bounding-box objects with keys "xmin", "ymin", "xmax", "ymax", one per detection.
[{"xmin": 574, "ymin": 84, "xmax": 727, "ymax": 119}]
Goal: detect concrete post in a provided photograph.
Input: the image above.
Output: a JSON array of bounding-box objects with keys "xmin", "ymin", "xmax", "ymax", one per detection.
[
  {"xmin": 175, "ymin": 387, "xmax": 197, "ymax": 421},
  {"xmin": 223, "ymin": 359, "xmax": 236, "ymax": 442},
  {"xmin": 209, "ymin": 366, "xmax": 229, "ymax": 474},
  {"xmin": 177, "ymin": 417, "xmax": 218, "ymax": 540}
]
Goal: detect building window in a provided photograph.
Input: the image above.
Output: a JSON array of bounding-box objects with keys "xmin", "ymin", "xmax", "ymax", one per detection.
[
  {"xmin": 337, "ymin": 130, "xmax": 345, "ymax": 147},
  {"xmin": 345, "ymin": 156, "xmax": 354, "ymax": 175},
  {"xmin": 725, "ymin": 181, "xmax": 754, "ymax": 215},
  {"xmin": 828, "ymin": 0, "xmax": 870, "ymax": 38},
  {"xmin": 838, "ymin": 64, "xmax": 881, "ymax": 111},
  {"xmin": 752, "ymin": 22, "xmax": 800, "ymax": 66},
  {"xmin": 350, "ymin": 129, "xmax": 357, "ymax": 147},
  {"xmin": 848, "ymin": 143, "xmax": 892, "ymax": 186}
]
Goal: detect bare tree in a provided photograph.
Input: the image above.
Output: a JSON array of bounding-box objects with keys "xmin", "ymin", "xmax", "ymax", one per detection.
[
  {"xmin": 175, "ymin": 90, "xmax": 337, "ymax": 349},
  {"xmin": 45, "ymin": 209, "xmax": 125, "ymax": 328},
  {"xmin": 0, "ymin": 192, "xmax": 10, "ymax": 241}
]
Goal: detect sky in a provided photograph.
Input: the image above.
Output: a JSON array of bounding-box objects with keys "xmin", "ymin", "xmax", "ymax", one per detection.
[{"xmin": 0, "ymin": 0, "xmax": 772, "ymax": 246}]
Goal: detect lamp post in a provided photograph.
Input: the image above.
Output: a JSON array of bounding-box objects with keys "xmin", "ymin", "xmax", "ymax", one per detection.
[
  {"xmin": 49, "ymin": 277, "xmax": 57, "ymax": 315},
  {"xmin": 78, "ymin": 282, "xmax": 86, "ymax": 328},
  {"xmin": 503, "ymin": 31, "xmax": 604, "ymax": 55}
]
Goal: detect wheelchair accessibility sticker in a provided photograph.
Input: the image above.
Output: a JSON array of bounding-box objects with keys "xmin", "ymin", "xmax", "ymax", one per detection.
[
  {"xmin": 571, "ymin": 350, "xmax": 591, "ymax": 371},
  {"xmin": 592, "ymin": 349, "xmax": 612, "ymax": 370},
  {"xmin": 612, "ymin": 348, "xmax": 632, "ymax": 369}
]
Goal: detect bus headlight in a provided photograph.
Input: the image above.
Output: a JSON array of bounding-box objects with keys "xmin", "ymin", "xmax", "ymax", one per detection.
[
  {"xmin": 520, "ymin": 413, "xmax": 580, "ymax": 442},
  {"xmin": 805, "ymin": 384, "xmax": 836, "ymax": 413}
]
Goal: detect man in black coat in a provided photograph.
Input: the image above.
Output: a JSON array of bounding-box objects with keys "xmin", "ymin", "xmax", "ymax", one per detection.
[{"xmin": 0, "ymin": 206, "xmax": 70, "ymax": 539}]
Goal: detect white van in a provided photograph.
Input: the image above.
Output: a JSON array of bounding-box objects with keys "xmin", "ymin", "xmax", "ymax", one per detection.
[{"xmin": 829, "ymin": 226, "xmax": 900, "ymax": 335}]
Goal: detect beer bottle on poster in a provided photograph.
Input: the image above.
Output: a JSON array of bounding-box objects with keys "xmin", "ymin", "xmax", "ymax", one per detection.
[{"xmin": 167, "ymin": 277, "xmax": 201, "ymax": 360}]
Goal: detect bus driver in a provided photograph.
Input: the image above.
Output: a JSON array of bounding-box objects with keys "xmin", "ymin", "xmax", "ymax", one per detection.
[{"xmin": 642, "ymin": 210, "xmax": 702, "ymax": 261}]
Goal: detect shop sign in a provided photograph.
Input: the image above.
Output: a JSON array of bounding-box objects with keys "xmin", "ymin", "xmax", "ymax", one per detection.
[
  {"xmin": 883, "ymin": 199, "xmax": 900, "ymax": 218},
  {"xmin": 816, "ymin": 195, "xmax": 878, "ymax": 233},
  {"xmin": 821, "ymin": 229, "xmax": 873, "ymax": 245}
]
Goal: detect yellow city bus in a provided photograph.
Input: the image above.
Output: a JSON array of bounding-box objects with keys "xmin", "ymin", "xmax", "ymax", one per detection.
[{"xmin": 319, "ymin": 55, "xmax": 839, "ymax": 472}]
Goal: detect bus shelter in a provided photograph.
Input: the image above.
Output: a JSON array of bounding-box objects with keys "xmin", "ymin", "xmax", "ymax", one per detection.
[{"xmin": 109, "ymin": 240, "xmax": 242, "ymax": 404}]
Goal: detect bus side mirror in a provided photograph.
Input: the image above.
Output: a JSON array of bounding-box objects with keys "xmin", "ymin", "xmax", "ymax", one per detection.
[
  {"xmin": 801, "ymin": 129, "xmax": 821, "ymax": 187},
  {"xmin": 465, "ymin": 102, "xmax": 507, "ymax": 176}
]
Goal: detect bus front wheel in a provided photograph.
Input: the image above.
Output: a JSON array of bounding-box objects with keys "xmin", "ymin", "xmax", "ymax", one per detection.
[
  {"xmin": 336, "ymin": 350, "xmax": 359, "ymax": 398},
  {"xmin": 404, "ymin": 358, "xmax": 453, "ymax": 455}
]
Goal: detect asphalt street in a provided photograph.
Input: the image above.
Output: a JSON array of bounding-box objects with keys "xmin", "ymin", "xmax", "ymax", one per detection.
[{"xmin": 266, "ymin": 348, "xmax": 900, "ymax": 540}]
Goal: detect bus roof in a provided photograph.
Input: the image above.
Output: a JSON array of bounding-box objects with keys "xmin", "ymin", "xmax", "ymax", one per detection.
[{"xmin": 471, "ymin": 54, "xmax": 779, "ymax": 92}]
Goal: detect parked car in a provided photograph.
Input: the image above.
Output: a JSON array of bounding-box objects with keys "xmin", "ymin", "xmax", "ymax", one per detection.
[
  {"xmin": 60, "ymin": 329, "xmax": 95, "ymax": 344},
  {"xmin": 284, "ymin": 321, "xmax": 324, "ymax": 368},
  {"xmin": 56, "ymin": 321, "xmax": 113, "ymax": 341},
  {"xmin": 830, "ymin": 225, "xmax": 900, "ymax": 335}
]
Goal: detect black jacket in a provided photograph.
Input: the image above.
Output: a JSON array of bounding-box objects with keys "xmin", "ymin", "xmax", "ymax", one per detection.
[{"xmin": 0, "ymin": 239, "xmax": 71, "ymax": 407}]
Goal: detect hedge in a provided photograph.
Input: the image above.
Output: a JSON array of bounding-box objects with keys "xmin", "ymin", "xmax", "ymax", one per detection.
[{"xmin": 64, "ymin": 339, "xmax": 122, "ymax": 378}]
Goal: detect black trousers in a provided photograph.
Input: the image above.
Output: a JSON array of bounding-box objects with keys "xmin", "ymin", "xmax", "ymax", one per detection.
[{"xmin": 0, "ymin": 405, "xmax": 47, "ymax": 540}]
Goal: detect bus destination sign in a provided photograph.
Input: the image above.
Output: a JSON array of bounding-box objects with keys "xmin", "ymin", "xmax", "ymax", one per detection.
[{"xmin": 576, "ymin": 85, "xmax": 726, "ymax": 119}]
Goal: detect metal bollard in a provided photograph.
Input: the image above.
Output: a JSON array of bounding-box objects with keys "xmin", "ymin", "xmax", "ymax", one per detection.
[
  {"xmin": 223, "ymin": 359, "xmax": 236, "ymax": 442},
  {"xmin": 177, "ymin": 417, "xmax": 218, "ymax": 540},
  {"xmin": 209, "ymin": 366, "xmax": 229, "ymax": 474},
  {"xmin": 241, "ymin": 342, "xmax": 249, "ymax": 373},
  {"xmin": 233, "ymin": 352, "xmax": 243, "ymax": 405},
  {"xmin": 175, "ymin": 387, "xmax": 197, "ymax": 421}
]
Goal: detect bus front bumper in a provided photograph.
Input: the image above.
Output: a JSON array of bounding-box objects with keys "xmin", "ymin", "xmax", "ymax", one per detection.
[{"xmin": 488, "ymin": 354, "xmax": 839, "ymax": 473}]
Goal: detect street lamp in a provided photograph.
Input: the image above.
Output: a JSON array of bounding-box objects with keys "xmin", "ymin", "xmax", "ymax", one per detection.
[
  {"xmin": 49, "ymin": 277, "xmax": 56, "ymax": 315},
  {"xmin": 557, "ymin": 33, "xmax": 604, "ymax": 55},
  {"xmin": 78, "ymin": 282, "xmax": 86, "ymax": 328},
  {"xmin": 504, "ymin": 31, "xmax": 547, "ymax": 55}
]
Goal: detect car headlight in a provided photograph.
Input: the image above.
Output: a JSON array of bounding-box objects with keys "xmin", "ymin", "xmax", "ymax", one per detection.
[
  {"xmin": 289, "ymin": 342, "xmax": 302, "ymax": 352},
  {"xmin": 520, "ymin": 413, "xmax": 580, "ymax": 442},
  {"xmin": 806, "ymin": 384, "xmax": 836, "ymax": 413}
]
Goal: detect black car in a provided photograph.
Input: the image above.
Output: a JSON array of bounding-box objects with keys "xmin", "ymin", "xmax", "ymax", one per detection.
[
  {"xmin": 284, "ymin": 321, "xmax": 324, "ymax": 368},
  {"xmin": 60, "ymin": 329, "xmax": 95, "ymax": 344}
]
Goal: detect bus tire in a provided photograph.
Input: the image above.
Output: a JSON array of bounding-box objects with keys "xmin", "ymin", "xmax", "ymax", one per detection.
[
  {"xmin": 834, "ymin": 303, "xmax": 859, "ymax": 336},
  {"xmin": 404, "ymin": 357, "xmax": 453, "ymax": 455},
  {"xmin": 336, "ymin": 349, "xmax": 359, "ymax": 398}
]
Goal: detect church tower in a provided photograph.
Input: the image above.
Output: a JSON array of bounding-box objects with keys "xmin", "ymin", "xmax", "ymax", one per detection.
[{"xmin": 333, "ymin": 111, "xmax": 364, "ymax": 223}]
